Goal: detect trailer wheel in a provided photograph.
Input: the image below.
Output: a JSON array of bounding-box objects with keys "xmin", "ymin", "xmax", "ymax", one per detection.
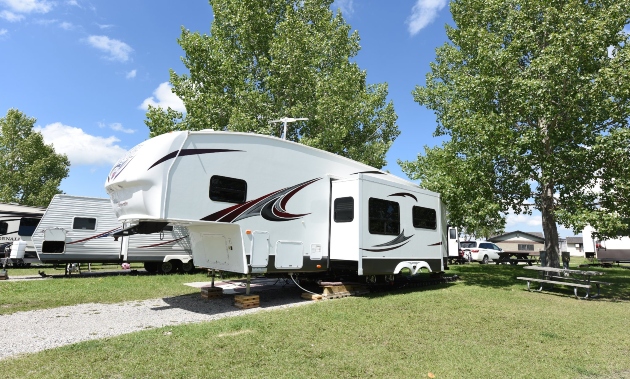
[
  {"xmin": 143, "ymin": 262, "xmax": 159, "ymax": 273},
  {"xmin": 180, "ymin": 260, "xmax": 194, "ymax": 274},
  {"xmin": 481, "ymin": 255, "xmax": 489, "ymax": 264},
  {"xmin": 159, "ymin": 261, "xmax": 175, "ymax": 274}
]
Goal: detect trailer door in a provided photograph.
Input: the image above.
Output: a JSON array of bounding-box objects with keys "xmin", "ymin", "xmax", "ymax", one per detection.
[
  {"xmin": 329, "ymin": 179, "xmax": 360, "ymax": 262},
  {"xmin": 447, "ymin": 227, "xmax": 459, "ymax": 258}
]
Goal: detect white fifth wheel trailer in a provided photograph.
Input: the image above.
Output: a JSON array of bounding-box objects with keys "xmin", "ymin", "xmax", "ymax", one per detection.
[
  {"xmin": 104, "ymin": 130, "xmax": 449, "ymax": 281},
  {"xmin": 32, "ymin": 195, "xmax": 193, "ymax": 273},
  {"xmin": 0, "ymin": 202, "xmax": 46, "ymax": 267}
]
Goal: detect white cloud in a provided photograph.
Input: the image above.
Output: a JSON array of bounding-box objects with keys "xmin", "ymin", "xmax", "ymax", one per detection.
[
  {"xmin": 0, "ymin": 0, "xmax": 53, "ymax": 13},
  {"xmin": 86, "ymin": 35, "xmax": 133, "ymax": 62},
  {"xmin": 139, "ymin": 82, "xmax": 186, "ymax": 112},
  {"xmin": 126, "ymin": 69, "xmax": 136, "ymax": 79},
  {"xmin": 0, "ymin": 28, "xmax": 7, "ymax": 36},
  {"xmin": 407, "ymin": 0, "xmax": 448, "ymax": 36},
  {"xmin": 333, "ymin": 0, "xmax": 354, "ymax": 16},
  {"xmin": 59, "ymin": 21, "xmax": 73, "ymax": 30},
  {"xmin": 0, "ymin": 10, "xmax": 23, "ymax": 21},
  {"xmin": 34, "ymin": 122, "xmax": 128, "ymax": 166},
  {"xmin": 66, "ymin": 0, "xmax": 79, "ymax": 6},
  {"xmin": 96, "ymin": 23, "xmax": 114, "ymax": 29},
  {"xmin": 506, "ymin": 212, "xmax": 542, "ymax": 229},
  {"xmin": 109, "ymin": 122, "xmax": 135, "ymax": 134}
]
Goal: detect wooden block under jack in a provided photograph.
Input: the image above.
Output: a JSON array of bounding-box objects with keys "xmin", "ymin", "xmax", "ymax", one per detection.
[
  {"xmin": 201, "ymin": 286, "xmax": 224, "ymax": 299},
  {"xmin": 301, "ymin": 293, "xmax": 323, "ymax": 301},
  {"xmin": 234, "ymin": 294, "xmax": 260, "ymax": 309},
  {"xmin": 0, "ymin": 270, "xmax": 7, "ymax": 280}
]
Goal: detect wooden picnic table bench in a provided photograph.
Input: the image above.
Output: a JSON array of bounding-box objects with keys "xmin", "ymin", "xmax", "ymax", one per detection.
[
  {"xmin": 495, "ymin": 252, "xmax": 537, "ymax": 265},
  {"xmin": 517, "ymin": 266, "xmax": 608, "ymax": 299}
]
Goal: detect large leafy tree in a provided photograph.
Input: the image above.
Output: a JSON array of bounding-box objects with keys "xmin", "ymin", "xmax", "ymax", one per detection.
[
  {"xmin": 0, "ymin": 109, "xmax": 70, "ymax": 207},
  {"xmin": 401, "ymin": 0, "xmax": 630, "ymax": 266},
  {"xmin": 146, "ymin": 0, "xmax": 399, "ymax": 168}
]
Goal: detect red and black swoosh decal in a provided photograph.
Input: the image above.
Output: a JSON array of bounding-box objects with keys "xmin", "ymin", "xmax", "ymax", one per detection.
[
  {"xmin": 67, "ymin": 227, "xmax": 124, "ymax": 245},
  {"xmin": 148, "ymin": 149, "xmax": 243, "ymax": 170},
  {"xmin": 202, "ymin": 178, "xmax": 321, "ymax": 223}
]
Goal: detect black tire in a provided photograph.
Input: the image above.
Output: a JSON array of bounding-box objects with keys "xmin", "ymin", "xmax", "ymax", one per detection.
[
  {"xmin": 180, "ymin": 260, "xmax": 194, "ymax": 274},
  {"xmin": 159, "ymin": 261, "xmax": 175, "ymax": 274},
  {"xmin": 481, "ymin": 255, "xmax": 489, "ymax": 264},
  {"xmin": 143, "ymin": 262, "xmax": 159, "ymax": 273}
]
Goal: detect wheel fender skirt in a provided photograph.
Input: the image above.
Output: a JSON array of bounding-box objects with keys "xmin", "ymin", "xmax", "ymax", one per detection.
[
  {"xmin": 393, "ymin": 261, "xmax": 433, "ymax": 275},
  {"xmin": 163, "ymin": 255, "xmax": 192, "ymax": 263}
]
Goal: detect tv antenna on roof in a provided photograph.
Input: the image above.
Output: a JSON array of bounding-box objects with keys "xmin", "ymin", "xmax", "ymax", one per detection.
[{"xmin": 269, "ymin": 117, "xmax": 308, "ymax": 140}]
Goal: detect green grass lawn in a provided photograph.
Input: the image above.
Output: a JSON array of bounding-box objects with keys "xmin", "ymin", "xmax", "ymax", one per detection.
[{"xmin": 1, "ymin": 263, "xmax": 629, "ymax": 378}]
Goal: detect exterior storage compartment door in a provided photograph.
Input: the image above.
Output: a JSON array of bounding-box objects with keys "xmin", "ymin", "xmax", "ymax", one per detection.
[
  {"xmin": 274, "ymin": 241, "xmax": 303, "ymax": 269},
  {"xmin": 42, "ymin": 228, "xmax": 66, "ymax": 254},
  {"xmin": 250, "ymin": 231, "xmax": 269, "ymax": 269}
]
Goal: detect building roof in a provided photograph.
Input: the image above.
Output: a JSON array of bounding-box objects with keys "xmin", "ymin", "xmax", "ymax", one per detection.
[
  {"xmin": 566, "ymin": 236, "xmax": 582, "ymax": 244},
  {"xmin": 487, "ymin": 230, "xmax": 545, "ymax": 243}
]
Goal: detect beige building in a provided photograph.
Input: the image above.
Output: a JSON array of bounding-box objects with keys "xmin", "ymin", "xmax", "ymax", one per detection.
[{"xmin": 488, "ymin": 231, "xmax": 545, "ymax": 255}]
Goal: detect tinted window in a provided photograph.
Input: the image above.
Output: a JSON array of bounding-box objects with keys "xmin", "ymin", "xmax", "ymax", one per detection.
[
  {"xmin": 460, "ymin": 241, "xmax": 477, "ymax": 248},
  {"xmin": 412, "ymin": 206, "xmax": 437, "ymax": 229},
  {"xmin": 368, "ymin": 198, "xmax": 400, "ymax": 235},
  {"xmin": 334, "ymin": 197, "xmax": 354, "ymax": 223},
  {"xmin": 479, "ymin": 243, "xmax": 491, "ymax": 249},
  {"xmin": 18, "ymin": 218, "xmax": 40, "ymax": 236},
  {"xmin": 209, "ymin": 175, "xmax": 247, "ymax": 203},
  {"xmin": 449, "ymin": 229, "xmax": 457, "ymax": 239},
  {"xmin": 0, "ymin": 222, "xmax": 7, "ymax": 235},
  {"xmin": 73, "ymin": 217, "xmax": 96, "ymax": 230}
]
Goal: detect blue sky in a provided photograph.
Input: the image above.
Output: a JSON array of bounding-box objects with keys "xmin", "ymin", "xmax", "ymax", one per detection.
[{"xmin": 0, "ymin": 0, "xmax": 574, "ymax": 236}]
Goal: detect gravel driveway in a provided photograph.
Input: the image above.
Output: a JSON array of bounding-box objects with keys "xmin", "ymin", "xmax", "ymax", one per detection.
[{"xmin": 1, "ymin": 278, "xmax": 312, "ymax": 361}]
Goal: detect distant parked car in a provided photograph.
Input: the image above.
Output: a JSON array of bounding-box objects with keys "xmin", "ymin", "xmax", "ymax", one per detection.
[{"xmin": 459, "ymin": 241, "xmax": 503, "ymax": 264}]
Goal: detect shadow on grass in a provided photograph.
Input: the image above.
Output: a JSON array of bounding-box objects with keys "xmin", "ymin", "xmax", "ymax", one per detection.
[
  {"xmin": 448, "ymin": 263, "xmax": 630, "ymax": 302},
  {"xmin": 159, "ymin": 278, "xmax": 309, "ymax": 315}
]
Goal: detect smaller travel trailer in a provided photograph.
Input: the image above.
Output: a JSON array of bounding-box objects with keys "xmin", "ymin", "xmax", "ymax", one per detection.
[
  {"xmin": 583, "ymin": 225, "xmax": 630, "ymax": 262},
  {"xmin": 105, "ymin": 130, "xmax": 451, "ymax": 282},
  {"xmin": 0, "ymin": 202, "xmax": 46, "ymax": 267},
  {"xmin": 32, "ymin": 195, "xmax": 193, "ymax": 273}
]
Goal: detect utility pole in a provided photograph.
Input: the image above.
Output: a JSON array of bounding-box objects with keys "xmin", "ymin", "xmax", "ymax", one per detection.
[{"xmin": 269, "ymin": 117, "xmax": 308, "ymax": 140}]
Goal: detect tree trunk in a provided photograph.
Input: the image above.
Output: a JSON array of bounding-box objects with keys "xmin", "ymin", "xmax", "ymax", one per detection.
[
  {"xmin": 541, "ymin": 181, "xmax": 560, "ymax": 268},
  {"xmin": 539, "ymin": 116, "xmax": 560, "ymax": 267}
]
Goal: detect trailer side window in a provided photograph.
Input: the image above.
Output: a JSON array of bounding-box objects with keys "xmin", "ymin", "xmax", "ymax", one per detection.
[
  {"xmin": 209, "ymin": 175, "xmax": 247, "ymax": 204},
  {"xmin": 334, "ymin": 197, "xmax": 354, "ymax": 222},
  {"xmin": 412, "ymin": 206, "xmax": 437, "ymax": 230},
  {"xmin": 18, "ymin": 218, "xmax": 40, "ymax": 236},
  {"xmin": 368, "ymin": 198, "xmax": 400, "ymax": 235},
  {"xmin": 449, "ymin": 228, "xmax": 457, "ymax": 239},
  {"xmin": 73, "ymin": 217, "xmax": 96, "ymax": 230},
  {"xmin": 0, "ymin": 222, "xmax": 7, "ymax": 235}
]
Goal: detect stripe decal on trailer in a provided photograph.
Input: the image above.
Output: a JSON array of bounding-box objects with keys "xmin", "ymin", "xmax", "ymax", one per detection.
[
  {"xmin": 202, "ymin": 178, "xmax": 322, "ymax": 223},
  {"xmin": 361, "ymin": 230, "xmax": 414, "ymax": 252},
  {"xmin": 67, "ymin": 227, "xmax": 124, "ymax": 245},
  {"xmin": 147, "ymin": 149, "xmax": 243, "ymax": 170},
  {"xmin": 137, "ymin": 236, "xmax": 189, "ymax": 249}
]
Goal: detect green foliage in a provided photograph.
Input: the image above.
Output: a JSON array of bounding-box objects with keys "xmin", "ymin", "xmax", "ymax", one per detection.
[
  {"xmin": 146, "ymin": 0, "xmax": 399, "ymax": 168},
  {"xmin": 401, "ymin": 1, "xmax": 630, "ymax": 246},
  {"xmin": 0, "ymin": 109, "xmax": 70, "ymax": 207}
]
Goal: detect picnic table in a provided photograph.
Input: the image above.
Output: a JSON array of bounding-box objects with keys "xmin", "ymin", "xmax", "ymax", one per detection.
[
  {"xmin": 516, "ymin": 266, "xmax": 611, "ymax": 299},
  {"xmin": 495, "ymin": 251, "xmax": 537, "ymax": 265}
]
